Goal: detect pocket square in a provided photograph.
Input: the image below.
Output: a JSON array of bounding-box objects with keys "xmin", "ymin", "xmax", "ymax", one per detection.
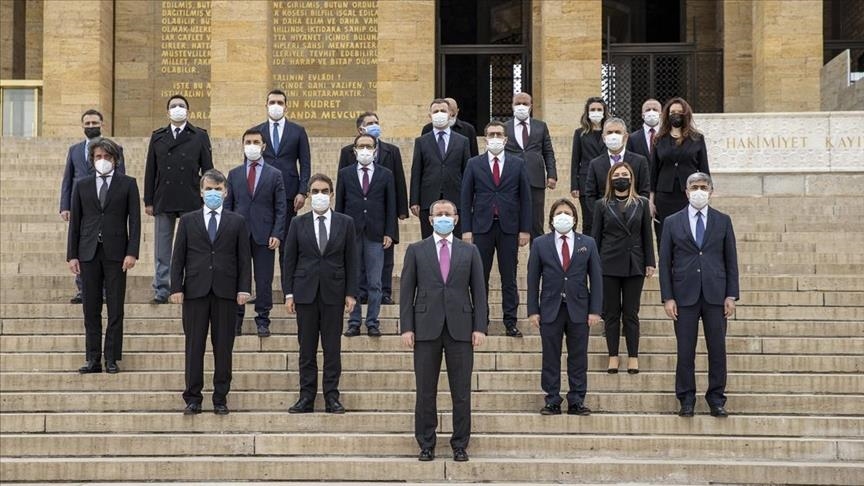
[{"xmin": 576, "ymin": 246, "xmax": 588, "ymax": 254}]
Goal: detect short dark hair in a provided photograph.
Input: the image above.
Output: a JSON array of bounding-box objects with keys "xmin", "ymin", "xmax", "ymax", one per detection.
[
  {"xmin": 355, "ymin": 111, "xmax": 378, "ymax": 129},
  {"xmin": 308, "ymin": 173, "xmax": 333, "ymax": 193},
  {"xmin": 242, "ymin": 127, "xmax": 264, "ymax": 142},
  {"xmin": 167, "ymin": 94, "xmax": 190, "ymax": 110},
  {"xmin": 200, "ymin": 169, "xmax": 226, "ymax": 188},
  {"xmin": 547, "ymin": 198, "xmax": 579, "ymax": 231},
  {"xmin": 81, "ymin": 109, "xmax": 103, "ymax": 122},
  {"xmin": 430, "ymin": 98, "xmax": 449, "ymax": 109},
  {"xmin": 88, "ymin": 137, "xmax": 121, "ymax": 162},
  {"xmin": 353, "ymin": 133, "xmax": 377, "ymax": 148},
  {"xmin": 267, "ymin": 89, "xmax": 287, "ymax": 102},
  {"xmin": 484, "ymin": 120, "xmax": 506, "ymax": 134}
]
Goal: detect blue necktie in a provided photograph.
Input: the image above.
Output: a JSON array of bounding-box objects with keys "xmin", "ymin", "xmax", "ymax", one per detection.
[
  {"xmin": 437, "ymin": 131, "xmax": 446, "ymax": 158},
  {"xmin": 695, "ymin": 211, "xmax": 705, "ymax": 248},
  {"xmin": 272, "ymin": 122, "xmax": 281, "ymax": 152},
  {"xmin": 208, "ymin": 211, "xmax": 217, "ymax": 243}
]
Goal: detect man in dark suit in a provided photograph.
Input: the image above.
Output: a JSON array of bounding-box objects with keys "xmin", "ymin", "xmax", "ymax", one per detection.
[
  {"xmin": 462, "ymin": 121, "xmax": 532, "ymax": 338},
  {"xmin": 336, "ymin": 134, "xmax": 396, "ymax": 337},
  {"xmin": 420, "ymin": 98, "xmax": 479, "ymax": 157},
  {"xmin": 401, "ymin": 199, "xmax": 487, "ymax": 462},
  {"xmin": 60, "ymin": 109, "xmax": 126, "ymax": 304},
  {"xmin": 625, "ymin": 98, "xmax": 661, "ymax": 159},
  {"xmin": 224, "ymin": 128, "xmax": 287, "ymax": 337},
  {"xmin": 505, "ymin": 92, "xmax": 557, "ymax": 240},
  {"xmin": 410, "ymin": 98, "xmax": 472, "ymax": 239},
  {"xmin": 585, "ymin": 118, "xmax": 651, "ymax": 208},
  {"xmin": 338, "ymin": 111, "xmax": 408, "ymax": 305},
  {"xmin": 170, "ymin": 169, "xmax": 252, "ymax": 416},
  {"xmin": 659, "ymin": 172, "xmax": 739, "ymax": 418},
  {"xmin": 283, "ymin": 174, "xmax": 359, "ymax": 414},
  {"xmin": 66, "ymin": 137, "xmax": 140, "ymax": 374},
  {"xmin": 144, "ymin": 94, "xmax": 214, "ymax": 304}
]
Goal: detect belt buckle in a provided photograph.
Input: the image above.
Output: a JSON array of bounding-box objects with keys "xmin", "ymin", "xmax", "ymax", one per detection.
[{"xmin": 561, "ymin": 292, "xmax": 566, "ymax": 300}]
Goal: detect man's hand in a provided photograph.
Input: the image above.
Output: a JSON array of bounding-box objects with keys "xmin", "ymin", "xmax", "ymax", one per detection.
[
  {"xmin": 122, "ymin": 256, "xmax": 137, "ymax": 272},
  {"xmin": 588, "ymin": 314, "xmax": 601, "ymax": 326},
  {"xmin": 570, "ymin": 190, "xmax": 580, "ymax": 199},
  {"xmin": 285, "ymin": 297, "xmax": 295, "ymax": 314},
  {"xmin": 268, "ymin": 237, "xmax": 280, "ymax": 250},
  {"xmin": 383, "ymin": 236, "xmax": 393, "ymax": 249},
  {"xmin": 293, "ymin": 194, "xmax": 306, "ymax": 211},
  {"xmin": 645, "ymin": 266, "xmax": 655, "ymax": 278},
  {"xmin": 528, "ymin": 314, "xmax": 541, "ymax": 328},
  {"xmin": 462, "ymin": 232, "xmax": 473, "ymax": 244},
  {"xmin": 60, "ymin": 211, "xmax": 70, "ymax": 222},
  {"xmin": 546, "ymin": 178, "xmax": 557, "ymax": 190},
  {"xmin": 648, "ymin": 198, "xmax": 657, "ymax": 219},
  {"xmin": 401, "ymin": 331, "xmax": 415, "ymax": 349},
  {"xmin": 724, "ymin": 297, "xmax": 736, "ymax": 318},
  {"xmin": 472, "ymin": 331, "xmax": 486, "ymax": 348},
  {"xmin": 68, "ymin": 259, "xmax": 80, "ymax": 275},
  {"xmin": 344, "ymin": 296, "xmax": 356, "ymax": 313},
  {"xmin": 170, "ymin": 292, "xmax": 184, "ymax": 304},
  {"xmin": 145, "ymin": 206, "xmax": 154, "ymax": 217},
  {"xmin": 664, "ymin": 299, "xmax": 678, "ymax": 319},
  {"xmin": 410, "ymin": 205, "xmax": 420, "ymax": 217},
  {"xmin": 237, "ymin": 292, "xmax": 250, "ymax": 305},
  {"xmin": 518, "ymin": 232, "xmax": 530, "ymax": 247}
]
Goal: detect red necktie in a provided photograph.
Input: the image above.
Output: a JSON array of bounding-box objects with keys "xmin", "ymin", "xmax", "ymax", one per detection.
[
  {"xmin": 247, "ymin": 162, "xmax": 258, "ymax": 195},
  {"xmin": 361, "ymin": 167, "xmax": 370, "ymax": 195},
  {"xmin": 649, "ymin": 127, "xmax": 656, "ymax": 154},
  {"xmin": 561, "ymin": 235, "xmax": 570, "ymax": 271},
  {"xmin": 521, "ymin": 121, "xmax": 529, "ymax": 148},
  {"xmin": 492, "ymin": 157, "xmax": 501, "ymax": 216}
]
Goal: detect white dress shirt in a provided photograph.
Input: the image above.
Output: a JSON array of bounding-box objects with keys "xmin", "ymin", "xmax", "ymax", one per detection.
[
  {"xmin": 313, "ymin": 208, "xmax": 333, "ymax": 242},
  {"xmin": 357, "ymin": 162, "xmax": 375, "ymax": 186},
  {"xmin": 95, "ymin": 170, "xmax": 114, "ymax": 198},
  {"xmin": 688, "ymin": 204, "xmax": 708, "ymax": 240},
  {"xmin": 434, "ymin": 127, "xmax": 451, "ymax": 153},
  {"xmin": 514, "ymin": 118, "xmax": 531, "ymax": 149},
  {"xmin": 608, "ymin": 149, "xmax": 627, "ymax": 167},
  {"xmin": 171, "ymin": 122, "xmax": 187, "ymax": 138},
  {"xmin": 554, "ymin": 230, "xmax": 575, "ymax": 266},
  {"xmin": 432, "ymin": 232, "xmax": 454, "ymax": 262},
  {"xmin": 487, "ymin": 151, "xmax": 505, "ymax": 172},
  {"xmin": 203, "ymin": 205, "xmax": 222, "ymax": 231}
]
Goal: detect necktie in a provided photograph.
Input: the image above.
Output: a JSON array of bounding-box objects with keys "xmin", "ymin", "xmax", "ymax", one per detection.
[
  {"xmin": 272, "ymin": 123, "xmax": 281, "ymax": 152},
  {"xmin": 437, "ymin": 131, "xmax": 446, "ymax": 158},
  {"xmin": 247, "ymin": 162, "xmax": 258, "ymax": 196},
  {"xmin": 611, "ymin": 154, "xmax": 622, "ymax": 165},
  {"xmin": 318, "ymin": 215, "xmax": 328, "ymax": 252},
  {"xmin": 208, "ymin": 211, "xmax": 217, "ymax": 243},
  {"xmin": 84, "ymin": 141, "xmax": 89, "ymax": 163},
  {"xmin": 98, "ymin": 176, "xmax": 108, "ymax": 208},
  {"xmin": 174, "ymin": 127, "xmax": 181, "ymax": 139},
  {"xmin": 649, "ymin": 127, "xmax": 656, "ymax": 154},
  {"xmin": 695, "ymin": 211, "xmax": 705, "ymax": 248},
  {"xmin": 521, "ymin": 121, "xmax": 529, "ymax": 148},
  {"xmin": 492, "ymin": 157, "xmax": 501, "ymax": 216},
  {"xmin": 361, "ymin": 167, "xmax": 370, "ymax": 195},
  {"xmin": 561, "ymin": 235, "xmax": 570, "ymax": 271},
  {"xmin": 439, "ymin": 239, "xmax": 450, "ymax": 282}
]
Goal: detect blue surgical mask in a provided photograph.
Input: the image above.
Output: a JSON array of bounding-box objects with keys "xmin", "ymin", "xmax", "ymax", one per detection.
[
  {"xmin": 203, "ymin": 189, "xmax": 223, "ymax": 210},
  {"xmin": 432, "ymin": 216, "xmax": 455, "ymax": 235},
  {"xmin": 363, "ymin": 123, "xmax": 381, "ymax": 138}
]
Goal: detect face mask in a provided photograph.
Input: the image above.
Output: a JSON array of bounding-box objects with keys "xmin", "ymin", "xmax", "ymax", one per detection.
[
  {"xmin": 84, "ymin": 127, "xmax": 101, "ymax": 139},
  {"xmin": 448, "ymin": 116, "xmax": 457, "ymax": 128},
  {"xmin": 268, "ymin": 103, "xmax": 285, "ymax": 120},
  {"xmin": 643, "ymin": 110, "xmax": 660, "ymax": 127},
  {"xmin": 310, "ymin": 193, "xmax": 331, "ymax": 212},
  {"xmin": 588, "ymin": 111, "xmax": 604, "ymax": 124},
  {"xmin": 244, "ymin": 144, "xmax": 263, "ymax": 161},
  {"xmin": 431, "ymin": 112, "xmax": 449, "ymax": 129},
  {"xmin": 513, "ymin": 105, "xmax": 530, "ymax": 121},
  {"xmin": 432, "ymin": 216, "xmax": 455, "ymax": 235},
  {"xmin": 669, "ymin": 113, "xmax": 685, "ymax": 128},
  {"xmin": 552, "ymin": 213, "xmax": 574, "ymax": 234},
  {"xmin": 604, "ymin": 133, "xmax": 624, "ymax": 152},
  {"xmin": 169, "ymin": 106, "xmax": 187, "ymax": 123},
  {"xmin": 363, "ymin": 123, "xmax": 381, "ymax": 138},
  {"xmin": 612, "ymin": 178, "xmax": 631, "ymax": 192},
  {"xmin": 486, "ymin": 138, "xmax": 505, "ymax": 155},
  {"xmin": 688, "ymin": 189, "xmax": 710, "ymax": 209},
  {"xmin": 94, "ymin": 158, "xmax": 113, "ymax": 175},
  {"xmin": 202, "ymin": 189, "xmax": 223, "ymax": 210},
  {"xmin": 355, "ymin": 148, "xmax": 374, "ymax": 166}
]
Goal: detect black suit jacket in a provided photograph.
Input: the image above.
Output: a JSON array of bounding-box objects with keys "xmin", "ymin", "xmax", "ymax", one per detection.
[
  {"xmin": 626, "ymin": 128, "xmax": 652, "ymax": 159},
  {"xmin": 584, "ymin": 151, "xmax": 651, "ymax": 203},
  {"xmin": 591, "ymin": 196, "xmax": 656, "ymax": 277},
  {"xmin": 282, "ymin": 211, "xmax": 359, "ymax": 305},
  {"xmin": 224, "ymin": 161, "xmax": 288, "ymax": 246},
  {"xmin": 67, "ymin": 173, "xmax": 141, "ymax": 263},
  {"xmin": 170, "ymin": 209, "xmax": 252, "ymax": 300},
  {"xmin": 144, "ymin": 123, "xmax": 213, "ymax": 214},
  {"xmin": 570, "ymin": 128, "xmax": 605, "ymax": 192},
  {"xmin": 60, "ymin": 140, "xmax": 126, "ymax": 212},
  {"xmin": 338, "ymin": 140, "xmax": 409, "ymax": 227},
  {"xmin": 650, "ymin": 135, "xmax": 710, "ymax": 193},
  {"xmin": 504, "ymin": 118, "xmax": 557, "ymax": 188},
  {"xmin": 410, "ymin": 130, "xmax": 471, "ymax": 210},
  {"xmin": 254, "ymin": 119, "xmax": 312, "ymax": 200},
  {"xmin": 460, "ymin": 153, "xmax": 532, "ymax": 235},
  {"xmin": 422, "ymin": 119, "xmax": 479, "ymax": 157},
  {"xmin": 335, "ymin": 164, "xmax": 397, "ymax": 241}
]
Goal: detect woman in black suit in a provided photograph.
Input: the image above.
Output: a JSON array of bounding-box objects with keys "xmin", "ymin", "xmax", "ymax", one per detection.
[
  {"xmin": 649, "ymin": 97, "xmax": 710, "ymax": 248},
  {"xmin": 570, "ymin": 96, "xmax": 609, "ymax": 236},
  {"xmin": 592, "ymin": 163, "xmax": 655, "ymax": 374}
]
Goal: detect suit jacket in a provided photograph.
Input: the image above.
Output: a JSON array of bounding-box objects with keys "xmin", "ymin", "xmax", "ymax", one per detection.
[
  {"xmin": 422, "ymin": 118, "xmax": 479, "ymax": 157},
  {"xmin": 144, "ymin": 123, "xmax": 214, "ymax": 214},
  {"xmin": 170, "ymin": 209, "xmax": 252, "ymax": 300},
  {"xmin": 224, "ymin": 161, "xmax": 288, "ymax": 246},
  {"xmin": 504, "ymin": 117, "xmax": 557, "ymax": 188},
  {"xmin": 460, "ymin": 152, "xmax": 532, "ymax": 235},
  {"xmin": 67, "ymin": 173, "xmax": 141, "ymax": 263},
  {"xmin": 410, "ymin": 130, "xmax": 471, "ymax": 210},
  {"xmin": 254, "ymin": 119, "xmax": 312, "ymax": 200},
  {"xmin": 569, "ymin": 128, "xmax": 605, "ymax": 192},
  {"xmin": 650, "ymin": 135, "xmax": 710, "ymax": 193},
  {"xmin": 659, "ymin": 206, "xmax": 739, "ymax": 307},
  {"xmin": 60, "ymin": 140, "xmax": 127, "ymax": 212},
  {"xmin": 400, "ymin": 237, "xmax": 488, "ymax": 342},
  {"xmin": 282, "ymin": 211, "xmax": 359, "ymax": 305},
  {"xmin": 335, "ymin": 164, "xmax": 397, "ymax": 241},
  {"xmin": 591, "ymin": 196, "xmax": 655, "ymax": 277},
  {"xmin": 527, "ymin": 231, "xmax": 603, "ymax": 324},
  {"xmin": 626, "ymin": 128, "xmax": 652, "ymax": 159},
  {"xmin": 584, "ymin": 151, "xmax": 651, "ymax": 203}
]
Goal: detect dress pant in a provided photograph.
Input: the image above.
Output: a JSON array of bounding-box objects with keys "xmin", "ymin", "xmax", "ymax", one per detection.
[
  {"xmin": 153, "ymin": 211, "xmax": 182, "ymax": 299},
  {"xmin": 530, "ymin": 187, "xmax": 545, "ymax": 240},
  {"xmin": 348, "ymin": 237, "xmax": 384, "ymax": 330},
  {"xmin": 296, "ymin": 298, "xmax": 343, "ymax": 400},
  {"xmin": 578, "ymin": 195, "xmax": 594, "ymax": 236},
  {"xmin": 237, "ymin": 239, "xmax": 275, "ymax": 328},
  {"xmin": 674, "ymin": 296, "xmax": 727, "ymax": 407},
  {"xmin": 79, "ymin": 244, "xmax": 127, "ymax": 362},
  {"xmin": 603, "ymin": 275, "xmax": 645, "ymax": 357},
  {"xmin": 653, "ymin": 189, "xmax": 688, "ymax": 250},
  {"xmin": 359, "ymin": 244, "xmax": 395, "ymax": 300},
  {"xmin": 419, "ymin": 209, "xmax": 462, "ymax": 240},
  {"xmin": 473, "ymin": 220, "xmax": 519, "ymax": 326},
  {"xmin": 183, "ymin": 292, "xmax": 236, "ymax": 406},
  {"xmin": 540, "ymin": 304, "xmax": 589, "ymax": 406},
  {"xmin": 413, "ymin": 323, "xmax": 473, "ymax": 450}
]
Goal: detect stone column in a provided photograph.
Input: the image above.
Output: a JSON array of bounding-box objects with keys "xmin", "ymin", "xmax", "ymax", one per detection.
[
  {"xmin": 41, "ymin": 0, "xmax": 114, "ymax": 137},
  {"xmin": 722, "ymin": 0, "xmax": 754, "ymax": 112}
]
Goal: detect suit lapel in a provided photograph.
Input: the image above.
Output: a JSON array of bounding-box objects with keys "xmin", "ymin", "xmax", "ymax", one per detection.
[
  {"xmin": 167, "ymin": 125, "xmax": 191, "ymax": 150},
  {"xmin": 425, "ymin": 238, "xmax": 445, "ymax": 284},
  {"xmin": 102, "ymin": 174, "xmax": 120, "ymax": 209},
  {"xmin": 302, "ymin": 213, "xmax": 322, "ymax": 256},
  {"xmin": 680, "ymin": 209, "xmax": 698, "ymax": 248},
  {"xmin": 702, "ymin": 207, "xmax": 717, "ymax": 247},
  {"xmin": 549, "ymin": 233, "xmax": 566, "ymax": 272},
  {"xmin": 605, "ymin": 200, "xmax": 630, "ymax": 234}
]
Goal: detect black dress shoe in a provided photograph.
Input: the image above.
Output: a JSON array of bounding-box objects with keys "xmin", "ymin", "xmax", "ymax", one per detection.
[
  {"xmin": 505, "ymin": 325, "xmax": 523, "ymax": 337},
  {"xmin": 69, "ymin": 295, "xmax": 83, "ymax": 304},
  {"xmin": 343, "ymin": 327, "xmax": 361, "ymax": 337},
  {"xmin": 568, "ymin": 403, "xmax": 591, "ymax": 416},
  {"xmin": 607, "ymin": 368, "xmax": 619, "ymax": 374},
  {"xmin": 381, "ymin": 296, "xmax": 395, "ymax": 305},
  {"xmin": 214, "ymin": 404, "xmax": 230, "ymax": 415},
  {"xmin": 540, "ymin": 403, "xmax": 562, "ymax": 415},
  {"xmin": 678, "ymin": 403, "xmax": 695, "ymax": 417},
  {"xmin": 367, "ymin": 327, "xmax": 381, "ymax": 337},
  {"xmin": 710, "ymin": 406, "xmax": 729, "ymax": 417},
  {"xmin": 151, "ymin": 296, "xmax": 168, "ymax": 305},
  {"xmin": 418, "ymin": 448, "xmax": 434, "ymax": 461},
  {"xmin": 453, "ymin": 447, "xmax": 469, "ymax": 462},
  {"xmin": 325, "ymin": 397, "xmax": 346, "ymax": 414},
  {"xmin": 105, "ymin": 361, "xmax": 120, "ymax": 374},
  {"xmin": 627, "ymin": 368, "xmax": 640, "ymax": 374},
  {"xmin": 288, "ymin": 397, "xmax": 315, "ymax": 413},
  {"xmin": 183, "ymin": 403, "xmax": 202, "ymax": 415},
  {"xmin": 257, "ymin": 325, "xmax": 271, "ymax": 338},
  {"xmin": 78, "ymin": 360, "xmax": 102, "ymax": 374}
]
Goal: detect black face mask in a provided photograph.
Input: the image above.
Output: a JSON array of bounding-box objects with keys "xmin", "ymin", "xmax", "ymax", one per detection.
[
  {"xmin": 669, "ymin": 114, "xmax": 684, "ymax": 128},
  {"xmin": 84, "ymin": 127, "xmax": 101, "ymax": 139},
  {"xmin": 612, "ymin": 178, "xmax": 631, "ymax": 192}
]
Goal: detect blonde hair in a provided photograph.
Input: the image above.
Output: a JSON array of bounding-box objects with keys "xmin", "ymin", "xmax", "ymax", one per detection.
[{"xmin": 601, "ymin": 162, "xmax": 639, "ymax": 208}]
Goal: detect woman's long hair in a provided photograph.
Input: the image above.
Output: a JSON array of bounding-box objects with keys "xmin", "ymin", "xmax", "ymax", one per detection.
[
  {"xmin": 601, "ymin": 162, "xmax": 640, "ymax": 208},
  {"xmin": 579, "ymin": 96, "xmax": 609, "ymax": 135},
  {"xmin": 655, "ymin": 97, "xmax": 702, "ymax": 145}
]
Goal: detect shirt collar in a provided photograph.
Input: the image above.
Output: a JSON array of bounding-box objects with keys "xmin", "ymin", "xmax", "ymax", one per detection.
[
  {"xmin": 435, "ymin": 127, "xmax": 451, "ymax": 136},
  {"xmin": 171, "ymin": 122, "xmax": 187, "ymax": 133},
  {"xmin": 557, "ymin": 230, "xmax": 575, "ymax": 241},
  {"xmin": 205, "ymin": 205, "xmax": 223, "ymax": 216},
  {"xmin": 688, "ymin": 204, "xmax": 707, "ymax": 218},
  {"xmin": 246, "ymin": 159, "xmax": 263, "ymax": 167},
  {"xmin": 608, "ymin": 149, "xmax": 627, "ymax": 159},
  {"xmin": 357, "ymin": 162, "xmax": 374, "ymax": 171},
  {"xmin": 487, "ymin": 151, "xmax": 504, "ymax": 163},
  {"xmin": 433, "ymin": 232, "xmax": 454, "ymax": 246},
  {"xmin": 313, "ymin": 208, "xmax": 332, "ymax": 220},
  {"xmin": 97, "ymin": 170, "xmax": 115, "ymax": 178},
  {"xmin": 515, "ymin": 117, "xmax": 531, "ymax": 126}
]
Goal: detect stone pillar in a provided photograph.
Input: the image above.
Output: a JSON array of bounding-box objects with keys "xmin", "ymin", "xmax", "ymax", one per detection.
[
  {"xmin": 722, "ymin": 0, "xmax": 754, "ymax": 112},
  {"xmin": 41, "ymin": 0, "xmax": 113, "ymax": 137},
  {"xmin": 751, "ymin": 0, "xmax": 822, "ymax": 112},
  {"xmin": 208, "ymin": 0, "xmax": 270, "ymax": 139}
]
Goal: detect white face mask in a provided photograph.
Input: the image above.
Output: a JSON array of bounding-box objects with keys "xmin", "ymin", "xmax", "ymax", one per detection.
[
  {"xmin": 355, "ymin": 148, "xmax": 374, "ymax": 166},
  {"xmin": 588, "ymin": 111, "xmax": 604, "ymax": 124},
  {"xmin": 310, "ymin": 193, "xmax": 330, "ymax": 213},
  {"xmin": 552, "ymin": 213, "xmax": 575, "ymax": 234},
  {"xmin": 643, "ymin": 110, "xmax": 660, "ymax": 127},
  {"xmin": 513, "ymin": 104, "xmax": 530, "ymax": 121},
  {"xmin": 268, "ymin": 103, "xmax": 285, "ymax": 120},
  {"xmin": 431, "ymin": 112, "xmax": 449, "ymax": 129},
  {"xmin": 604, "ymin": 133, "xmax": 624, "ymax": 152},
  {"xmin": 688, "ymin": 189, "xmax": 710, "ymax": 209},
  {"xmin": 94, "ymin": 158, "xmax": 113, "ymax": 175},
  {"xmin": 486, "ymin": 138, "xmax": 505, "ymax": 155},
  {"xmin": 244, "ymin": 144, "xmax": 263, "ymax": 161},
  {"xmin": 169, "ymin": 106, "xmax": 187, "ymax": 123}
]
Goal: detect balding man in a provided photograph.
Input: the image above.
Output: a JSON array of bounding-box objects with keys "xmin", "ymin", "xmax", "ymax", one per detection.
[
  {"xmin": 626, "ymin": 98, "xmax": 661, "ymax": 159},
  {"xmin": 421, "ymin": 97, "xmax": 479, "ymax": 157}
]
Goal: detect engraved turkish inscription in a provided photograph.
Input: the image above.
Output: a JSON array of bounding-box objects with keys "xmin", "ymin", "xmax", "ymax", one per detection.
[{"xmin": 159, "ymin": 0, "xmax": 211, "ymax": 127}]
